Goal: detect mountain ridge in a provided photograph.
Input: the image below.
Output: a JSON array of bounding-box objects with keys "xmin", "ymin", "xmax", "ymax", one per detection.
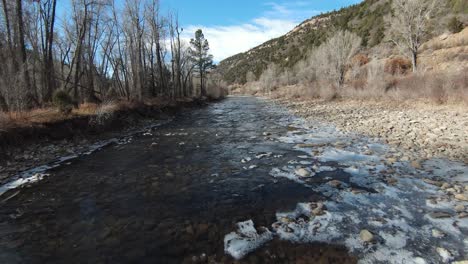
[{"xmin": 217, "ymin": 0, "xmax": 467, "ymax": 84}]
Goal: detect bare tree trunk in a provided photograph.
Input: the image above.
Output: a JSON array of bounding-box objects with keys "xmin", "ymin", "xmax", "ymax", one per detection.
[
  {"xmin": 44, "ymin": 0, "xmax": 57, "ymax": 102},
  {"xmin": 0, "ymin": 91, "xmax": 8, "ymax": 111},
  {"xmin": 1, "ymin": 0, "xmax": 13, "ymax": 53},
  {"xmin": 411, "ymin": 51, "xmax": 418, "ymax": 73},
  {"xmin": 16, "ymin": 0, "xmax": 36, "ymax": 109},
  {"xmin": 200, "ymin": 70, "xmax": 205, "ymax": 97},
  {"xmin": 72, "ymin": 2, "xmax": 89, "ymax": 106},
  {"xmin": 155, "ymin": 41, "xmax": 164, "ymax": 95}
]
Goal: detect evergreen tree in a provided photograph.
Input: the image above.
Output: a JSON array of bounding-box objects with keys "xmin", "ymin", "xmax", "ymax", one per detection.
[{"xmin": 189, "ymin": 29, "xmax": 213, "ymax": 97}]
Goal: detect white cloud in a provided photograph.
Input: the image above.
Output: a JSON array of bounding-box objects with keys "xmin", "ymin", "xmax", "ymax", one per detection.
[{"xmin": 182, "ymin": 2, "xmax": 323, "ymax": 62}]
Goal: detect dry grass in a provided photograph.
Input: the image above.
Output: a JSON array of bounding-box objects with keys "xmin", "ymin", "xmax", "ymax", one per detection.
[
  {"xmin": 266, "ymin": 68, "xmax": 468, "ymax": 107},
  {"xmin": 420, "ymin": 27, "xmax": 468, "ymax": 52},
  {"xmin": 0, "ymin": 108, "xmax": 68, "ymax": 129},
  {"xmin": 0, "ymin": 97, "xmax": 184, "ymax": 130},
  {"xmin": 380, "ymin": 70, "xmax": 468, "ymax": 104}
]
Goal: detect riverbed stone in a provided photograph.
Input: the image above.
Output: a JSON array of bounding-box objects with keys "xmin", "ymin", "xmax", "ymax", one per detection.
[
  {"xmin": 429, "ymin": 212, "xmax": 452, "ymax": 219},
  {"xmin": 432, "ymin": 229, "xmax": 445, "ymax": 238},
  {"xmin": 360, "ymin": 229, "xmax": 374, "ymax": 243},
  {"xmin": 441, "ymin": 183, "xmax": 451, "ymax": 190},
  {"xmin": 295, "ymin": 168, "xmax": 310, "ymax": 177},
  {"xmin": 311, "ymin": 202, "xmax": 326, "ymax": 216},
  {"xmin": 459, "ymin": 212, "xmax": 468, "ymax": 218},
  {"xmin": 455, "ymin": 194, "xmax": 468, "ymax": 201},
  {"xmin": 411, "ymin": 160, "xmax": 422, "ymax": 169},
  {"xmin": 423, "ymin": 179, "xmax": 444, "ymax": 187},
  {"xmin": 436, "ymin": 247, "xmax": 453, "ymax": 263},
  {"xmin": 327, "ymin": 180, "xmax": 342, "ymax": 188},
  {"xmin": 455, "ymin": 204, "xmax": 465, "ymax": 213}
]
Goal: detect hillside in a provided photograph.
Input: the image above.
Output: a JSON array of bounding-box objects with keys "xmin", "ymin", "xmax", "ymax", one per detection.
[{"xmin": 217, "ymin": 0, "xmax": 468, "ymax": 84}]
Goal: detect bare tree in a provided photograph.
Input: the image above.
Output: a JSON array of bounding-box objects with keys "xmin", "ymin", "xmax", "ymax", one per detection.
[
  {"xmin": 245, "ymin": 71, "xmax": 256, "ymax": 83},
  {"xmin": 259, "ymin": 64, "xmax": 279, "ymax": 95},
  {"xmin": 145, "ymin": 0, "xmax": 166, "ymax": 96},
  {"xmin": 387, "ymin": 0, "xmax": 436, "ymax": 72},
  {"xmin": 313, "ymin": 30, "xmax": 361, "ymax": 89},
  {"xmin": 0, "ymin": 0, "xmax": 199, "ymax": 112},
  {"xmin": 16, "ymin": 0, "xmax": 36, "ymax": 109},
  {"xmin": 169, "ymin": 12, "xmax": 183, "ymax": 98},
  {"xmin": 36, "ymin": 0, "xmax": 57, "ymax": 102}
]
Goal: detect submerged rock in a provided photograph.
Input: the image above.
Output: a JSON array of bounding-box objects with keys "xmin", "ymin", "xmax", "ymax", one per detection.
[
  {"xmin": 411, "ymin": 160, "xmax": 423, "ymax": 169},
  {"xmin": 429, "ymin": 212, "xmax": 452, "ymax": 219},
  {"xmin": 311, "ymin": 202, "xmax": 326, "ymax": 216},
  {"xmin": 327, "ymin": 180, "xmax": 342, "ymax": 188},
  {"xmin": 455, "ymin": 204, "xmax": 465, "ymax": 213}
]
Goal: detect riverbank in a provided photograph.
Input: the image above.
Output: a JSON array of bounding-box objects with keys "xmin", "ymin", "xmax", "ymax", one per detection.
[
  {"xmin": 0, "ymin": 98, "xmax": 212, "ymax": 184},
  {"xmin": 273, "ymin": 97, "xmax": 468, "ymax": 164}
]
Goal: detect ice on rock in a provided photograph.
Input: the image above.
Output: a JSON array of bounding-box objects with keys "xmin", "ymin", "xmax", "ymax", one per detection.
[{"xmin": 224, "ymin": 220, "xmax": 273, "ymax": 260}]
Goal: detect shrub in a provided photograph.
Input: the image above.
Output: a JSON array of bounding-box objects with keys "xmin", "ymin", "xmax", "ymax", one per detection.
[
  {"xmin": 448, "ymin": 16, "xmax": 464, "ymax": 33},
  {"xmin": 352, "ymin": 54, "xmax": 370, "ymax": 67},
  {"xmin": 52, "ymin": 90, "xmax": 74, "ymax": 115},
  {"xmin": 384, "ymin": 57, "xmax": 412, "ymax": 75}
]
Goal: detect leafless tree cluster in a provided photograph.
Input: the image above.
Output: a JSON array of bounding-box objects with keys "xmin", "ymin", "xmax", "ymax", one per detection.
[
  {"xmin": 0, "ymin": 0, "xmax": 202, "ymax": 112},
  {"xmin": 253, "ymin": 30, "xmax": 361, "ymax": 95},
  {"xmin": 309, "ymin": 30, "xmax": 361, "ymax": 89}
]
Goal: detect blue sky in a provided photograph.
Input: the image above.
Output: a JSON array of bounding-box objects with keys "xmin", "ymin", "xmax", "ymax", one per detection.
[
  {"xmin": 164, "ymin": 0, "xmax": 363, "ymax": 61},
  {"xmin": 57, "ymin": 0, "xmax": 363, "ymax": 62}
]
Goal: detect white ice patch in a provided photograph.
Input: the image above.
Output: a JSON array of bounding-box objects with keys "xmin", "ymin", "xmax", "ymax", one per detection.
[
  {"xmin": 224, "ymin": 220, "xmax": 273, "ymax": 260},
  {"xmin": 232, "ymin": 104, "xmax": 468, "ymax": 262},
  {"xmin": 0, "ymin": 173, "xmax": 48, "ymax": 195},
  {"xmin": 318, "ymin": 149, "xmax": 380, "ymax": 164},
  {"xmin": 314, "ymin": 166, "xmax": 336, "ymax": 173},
  {"xmin": 269, "ymin": 168, "xmax": 305, "ymax": 184},
  {"xmin": 379, "ymin": 231, "xmax": 408, "ymax": 249}
]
